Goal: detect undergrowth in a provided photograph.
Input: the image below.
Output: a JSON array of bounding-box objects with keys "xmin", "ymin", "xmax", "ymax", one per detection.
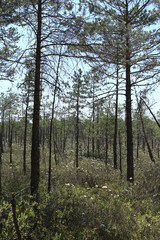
[{"xmin": 1, "ymin": 148, "xmax": 160, "ymax": 239}]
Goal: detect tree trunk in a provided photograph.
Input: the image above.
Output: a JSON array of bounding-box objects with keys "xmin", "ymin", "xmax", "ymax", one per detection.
[
  {"xmin": 9, "ymin": 123, "xmax": 13, "ymax": 165},
  {"xmin": 140, "ymin": 96, "xmax": 160, "ymax": 129},
  {"xmin": 48, "ymin": 53, "xmax": 61, "ymax": 193},
  {"xmin": 41, "ymin": 108, "xmax": 46, "ymax": 151},
  {"xmin": 113, "ymin": 55, "xmax": 119, "ymax": 169},
  {"xmin": 119, "ymin": 131, "xmax": 122, "ymax": 176},
  {"xmin": 125, "ymin": 0, "xmax": 134, "ymax": 182},
  {"xmin": 138, "ymin": 101, "xmax": 155, "ymax": 163},
  {"xmin": 87, "ymin": 123, "xmax": 91, "ymax": 158},
  {"xmin": 136, "ymin": 132, "xmax": 140, "ymax": 159},
  {"xmin": 105, "ymin": 112, "xmax": 109, "ymax": 166},
  {"xmin": 96, "ymin": 106, "xmax": 100, "ymax": 158},
  {"xmin": 31, "ymin": 0, "xmax": 42, "ymax": 196},
  {"xmin": 23, "ymin": 97, "xmax": 29, "ymax": 174},
  {"xmin": 92, "ymin": 90, "xmax": 95, "ymax": 156},
  {"xmin": 1, "ymin": 110, "xmax": 4, "ymax": 153},
  {"xmin": 63, "ymin": 118, "xmax": 66, "ymax": 153},
  {"xmin": 75, "ymin": 88, "xmax": 79, "ymax": 168},
  {"xmin": 0, "ymin": 132, "xmax": 3, "ymax": 157}
]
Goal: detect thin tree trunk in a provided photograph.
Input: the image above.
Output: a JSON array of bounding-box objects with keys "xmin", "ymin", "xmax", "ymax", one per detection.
[
  {"xmin": 105, "ymin": 112, "xmax": 109, "ymax": 166},
  {"xmin": 92, "ymin": 90, "xmax": 95, "ymax": 156},
  {"xmin": 23, "ymin": 97, "xmax": 29, "ymax": 174},
  {"xmin": 31, "ymin": 0, "xmax": 42, "ymax": 196},
  {"xmin": 10, "ymin": 123, "xmax": 13, "ymax": 165},
  {"xmin": 87, "ymin": 123, "xmax": 91, "ymax": 158},
  {"xmin": 42, "ymin": 108, "xmax": 46, "ymax": 151},
  {"xmin": 136, "ymin": 132, "xmax": 140, "ymax": 159},
  {"xmin": 119, "ymin": 131, "xmax": 122, "ymax": 176},
  {"xmin": 48, "ymin": 53, "xmax": 61, "ymax": 193},
  {"xmin": 138, "ymin": 101, "xmax": 155, "ymax": 163},
  {"xmin": 62, "ymin": 118, "xmax": 66, "ymax": 153},
  {"xmin": 135, "ymin": 90, "xmax": 155, "ymax": 163},
  {"xmin": 125, "ymin": 0, "xmax": 134, "ymax": 182},
  {"xmin": 113, "ymin": 54, "xmax": 119, "ymax": 169},
  {"xmin": 140, "ymin": 96, "xmax": 160, "ymax": 129},
  {"xmin": 75, "ymin": 90, "xmax": 79, "ymax": 168},
  {"xmin": 1, "ymin": 110, "xmax": 4, "ymax": 153},
  {"xmin": 8, "ymin": 114, "xmax": 11, "ymax": 148},
  {"xmin": 0, "ymin": 132, "xmax": 3, "ymax": 156},
  {"xmin": 96, "ymin": 106, "xmax": 100, "ymax": 158},
  {"xmin": 54, "ymin": 122, "xmax": 58, "ymax": 165}
]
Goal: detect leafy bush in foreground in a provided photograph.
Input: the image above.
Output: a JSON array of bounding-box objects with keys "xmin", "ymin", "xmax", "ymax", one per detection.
[
  {"xmin": 1, "ymin": 152, "xmax": 160, "ymax": 240},
  {"xmin": 1, "ymin": 180, "xmax": 160, "ymax": 240}
]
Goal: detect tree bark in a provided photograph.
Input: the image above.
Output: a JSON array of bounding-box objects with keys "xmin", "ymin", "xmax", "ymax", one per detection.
[
  {"xmin": 113, "ymin": 52, "xmax": 119, "ymax": 169},
  {"xmin": 31, "ymin": 0, "xmax": 42, "ymax": 196},
  {"xmin": 105, "ymin": 112, "xmax": 109, "ymax": 166},
  {"xmin": 23, "ymin": 97, "xmax": 29, "ymax": 174},
  {"xmin": 48, "ymin": 54, "xmax": 61, "ymax": 193},
  {"xmin": 9, "ymin": 123, "xmax": 13, "ymax": 165},
  {"xmin": 1, "ymin": 110, "xmax": 4, "ymax": 153},
  {"xmin": 125, "ymin": 0, "xmax": 134, "ymax": 182},
  {"xmin": 87, "ymin": 122, "xmax": 91, "ymax": 158},
  {"xmin": 75, "ymin": 84, "xmax": 80, "ymax": 168},
  {"xmin": 96, "ymin": 106, "xmax": 100, "ymax": 158},
  {"xmin": 92, "ymin": 88, "xmax": 95, "ymax": 156},
  {"xmin": 119, "ymin": 131, "xmax": 122, "ymax": 176}
]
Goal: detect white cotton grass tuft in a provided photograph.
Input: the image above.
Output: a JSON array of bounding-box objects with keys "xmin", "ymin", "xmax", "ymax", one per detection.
[{"xmin": 102, "ymin": 185, "xmax": 108, "ymax": 189}]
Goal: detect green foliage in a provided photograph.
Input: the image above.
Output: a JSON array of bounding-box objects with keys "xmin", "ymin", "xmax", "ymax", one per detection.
[{"xmin": 2, "ymin": 153, "xmax": 160, "ymax": 239}]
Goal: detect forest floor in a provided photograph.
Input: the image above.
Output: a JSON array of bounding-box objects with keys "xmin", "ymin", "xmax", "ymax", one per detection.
[{"xmin": 1, "ymin": 147, "xmax": 160, "ymax": 239}]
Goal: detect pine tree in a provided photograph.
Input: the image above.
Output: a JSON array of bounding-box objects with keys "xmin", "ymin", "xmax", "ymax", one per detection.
[
  {"xmin": 67, "ymin": 69, "xmax": 87, "ymax": 168},
  {"xmin": 78, "ymin": 0, "xmax": 159, "ymax": 182}
]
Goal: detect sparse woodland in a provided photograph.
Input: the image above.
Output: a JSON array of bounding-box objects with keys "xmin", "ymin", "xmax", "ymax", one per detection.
[{"xmin": 1, "ymin": 0, "xmax": 160, "ymax": 239}]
